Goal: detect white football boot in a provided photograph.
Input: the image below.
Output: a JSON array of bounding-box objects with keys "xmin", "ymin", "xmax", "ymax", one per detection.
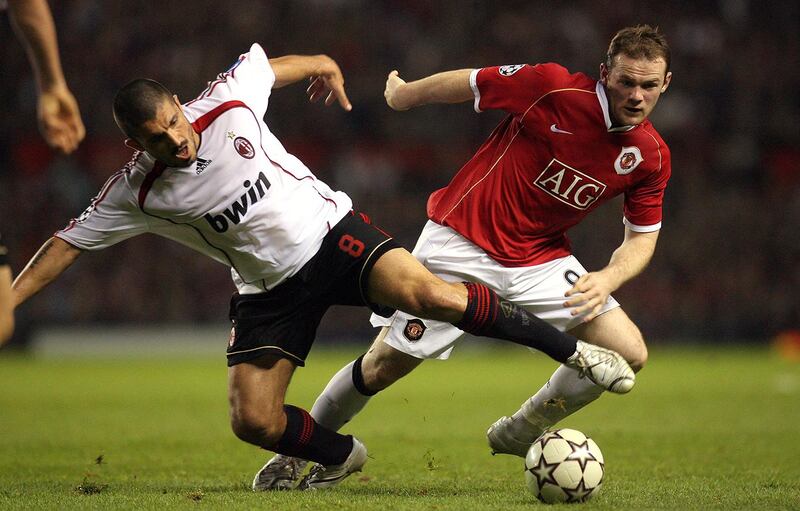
[
  {"xmin": 487, "ymin": 416, "xmax": 544, "ymax": 458},
  {"xmin": 297, "ymin": 437, "xmax": 368, "ymax": 490},
  {"xmin": 252, "ymin": 454, "xmax": 308, "ymax": 491},
  {"xmin": 564, "ymin": 340, "xmax": 635, "ymax": 394}
]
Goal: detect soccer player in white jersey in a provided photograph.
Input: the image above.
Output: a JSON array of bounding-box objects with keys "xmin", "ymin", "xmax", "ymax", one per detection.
[
  {"xmin": 256, "ymin": 25, "xmax": 673, "ymax": 488},
  {"xmin": 10, "ymin": 43, "xmax": 634, "ymax": 491}
]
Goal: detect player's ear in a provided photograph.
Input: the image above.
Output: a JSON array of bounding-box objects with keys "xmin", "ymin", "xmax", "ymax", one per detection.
[
  {"xmin": 660, "ymin": 71, "xmax": 673, "ymax": 93},
  {"xmin": 124, "ymin": 138, "xmax": 144, "ymax": 151},
  {"xmin": 599, "ymin": 62, "xmax": 609, "ymax": 85},
  {"xmin": 173, "ymin": 94, "xmax": 181, "ymax": 106}
]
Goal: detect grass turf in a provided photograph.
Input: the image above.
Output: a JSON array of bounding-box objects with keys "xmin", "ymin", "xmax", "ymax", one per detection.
[{"xmin": 0, "ymin": 345, "xmax": 798, "ymax": 510}]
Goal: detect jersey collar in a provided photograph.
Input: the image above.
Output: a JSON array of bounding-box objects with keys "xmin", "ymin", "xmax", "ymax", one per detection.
[{"xmin": 596, "ymin": 81, "xmax": 636, "ymax": 133}]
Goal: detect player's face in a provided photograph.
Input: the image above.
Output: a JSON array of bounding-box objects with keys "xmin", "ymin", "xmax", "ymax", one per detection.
[
  {"xmin": 130, "ymin": 96, "xmax": 200, "ymax": 167},
  {"xmin": 601, "ymin": 55, "xmax": 671, "ymax": 126}
]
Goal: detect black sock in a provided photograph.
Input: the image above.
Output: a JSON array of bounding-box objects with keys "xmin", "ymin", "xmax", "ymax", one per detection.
[
  {"xmin": 454, "ymin": 282, "xmax": 577, "ymax": 363},
  {"xmin": 274, "ymin": 405, "xmax": 353, "ymax": 465},
  {"xmin": 352, "ymin": 354, "xmax": 379, "ymax": 396}
]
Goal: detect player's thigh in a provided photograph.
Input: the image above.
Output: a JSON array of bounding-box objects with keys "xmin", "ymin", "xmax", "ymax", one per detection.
[
  {"xmin": 367, "ymin": 247, "xmax": 464, "ymax": 320},
  {"xmin": 568, "ymin": 308, "xmax": 647, "ymax": 370},
  {"xmin": 361, "ymin": 327, "xmax": 424, "ymax": 390},
  {"xmin": 228, "ymin": 354, "xmax": 296, "ymax": 429}
]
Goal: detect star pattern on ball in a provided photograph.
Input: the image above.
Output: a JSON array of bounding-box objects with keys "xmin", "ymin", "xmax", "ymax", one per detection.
[
  {"xmin": 527, "ymin": 452, "xmax": 560, "ymax": 488},
  {"xmin": 564, "ymin": 478, "xmax": 594, "ymax": 502},
  {"xmin": 566, "ymin": 439, "xmax": 597, "ymax": 471}
]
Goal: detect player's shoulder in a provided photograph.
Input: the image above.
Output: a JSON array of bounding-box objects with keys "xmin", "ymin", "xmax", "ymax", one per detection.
[
  {"xmin": 637, "ymin": 121, "xmax": 671, "ymax": 157},
  {"xmin": 530, "ymin": 62, "xmax": 595, "ymax": 90},
  {"xmin": 117, "ymin": 150, "xmax": 158, "ymax": 188}
]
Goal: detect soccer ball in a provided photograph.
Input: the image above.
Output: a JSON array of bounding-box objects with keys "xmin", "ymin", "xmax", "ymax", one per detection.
[{"xmin": 523, "ymin": 428, "xmax": 604, "ymax": 504}]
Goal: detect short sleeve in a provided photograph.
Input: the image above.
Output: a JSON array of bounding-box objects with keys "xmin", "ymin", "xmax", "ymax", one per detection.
[
  {"xmin": 57, "ymin": 172, "xmax": 149, "ymax": 250},
  {"xmin": 623, "ymin": 149, "xmax": 672, "ymax": 232},
  {"xmin": 472, "ymin": 63, "xmax": 568, "ymax": 115}
]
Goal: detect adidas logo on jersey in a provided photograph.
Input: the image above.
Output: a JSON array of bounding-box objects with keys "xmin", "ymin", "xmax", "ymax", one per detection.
[
  {"xmin": 195, "ymin": 158, "xmax": 212, "ymax": 175},
  {"xmin": 204, "ymin": 172, "xmax": 271, "ymax": 232}
]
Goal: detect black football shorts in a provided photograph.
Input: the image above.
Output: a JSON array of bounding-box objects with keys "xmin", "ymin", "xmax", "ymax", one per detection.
[{"xmin": 226, "ymin": 212, "xmax": 401, "ymax": 367}]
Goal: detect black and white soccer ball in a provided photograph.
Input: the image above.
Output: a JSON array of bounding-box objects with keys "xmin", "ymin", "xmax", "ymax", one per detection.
[{"xmin": 524, "ymin": 428, "xmax": 604, "ymax": 504}]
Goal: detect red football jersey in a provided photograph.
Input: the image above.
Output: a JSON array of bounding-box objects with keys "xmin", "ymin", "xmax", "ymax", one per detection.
[{"xmin": 427, "ymin": 63, "xmax": 671, "ymax": 267}]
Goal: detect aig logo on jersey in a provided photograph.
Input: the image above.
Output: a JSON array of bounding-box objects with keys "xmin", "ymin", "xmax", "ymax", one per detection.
[
  {"xmin": 534, "ymin": 159, "xmax": 607, "ymax": 210},
  {"xmin": 233, "ymin": 137, "xmax": 255, "ymax": 159},
  {"xmin": 614, "ymin": 146, "xmax": 643, "ymax": 175},
  {"xmin": 499, "ymin": 64, "xmax": 525, "ymax": 76}
]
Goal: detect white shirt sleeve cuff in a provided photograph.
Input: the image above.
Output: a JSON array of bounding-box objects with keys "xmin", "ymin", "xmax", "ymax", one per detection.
[
  {"xmin": 469, "ymin": 69, "xmax": 481, "ymax": 113},
  {"xmin": 623, "ymin": 217, "xmax": 661, "ymax": 232}
]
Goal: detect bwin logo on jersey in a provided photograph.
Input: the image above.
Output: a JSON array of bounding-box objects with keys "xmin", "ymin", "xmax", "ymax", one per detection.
[{"xmin": 204, "ymin": 172, "xmax": 272, "ymax": 233}]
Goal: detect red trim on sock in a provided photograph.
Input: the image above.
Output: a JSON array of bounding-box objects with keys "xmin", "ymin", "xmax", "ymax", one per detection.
[{"xmin": 299, "ymin": 409, "xmax": 314, "ymax": 446}]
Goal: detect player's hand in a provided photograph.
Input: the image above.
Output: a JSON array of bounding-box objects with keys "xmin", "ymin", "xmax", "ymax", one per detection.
[
  {"xmin": 37, "ymin": 85, "xmax": 85, "ymax": 154},
  {"xmin": 305, "ymin": 57, "xmax": 352, "ymax": 111},
  {"xmin": 384, "ymin": 70, "xmax": 409, "ymax": 111},
  {"xmin": 564, "ymin": 271, "xmax": 618, "ymax": 323}
]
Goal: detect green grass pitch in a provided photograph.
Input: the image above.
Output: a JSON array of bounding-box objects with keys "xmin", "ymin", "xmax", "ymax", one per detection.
[{"xmin": 1, "ymin": 345, "xmax": 798, "ymax": 510}]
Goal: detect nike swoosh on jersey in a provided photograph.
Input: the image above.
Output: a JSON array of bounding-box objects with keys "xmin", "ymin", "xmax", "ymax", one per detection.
[{"xmin": 550, "ymin": 124, "xmax": 574, "ymax": 135}]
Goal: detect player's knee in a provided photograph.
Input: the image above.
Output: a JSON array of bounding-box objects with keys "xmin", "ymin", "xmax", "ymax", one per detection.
[
  {"xmin": 230, "ymin": 407, "xmax": 284, "ymax": 447},
  {"xmin": 407, "ymin": 280, "xmax": 462, "ymax": 320},
  {"xmin": 626, "ymin": 333, "xmax": 648, "ymax": 372},
  {"xmin": 361, "ymin": 351, "xmax": 409, "ymax": 391}
]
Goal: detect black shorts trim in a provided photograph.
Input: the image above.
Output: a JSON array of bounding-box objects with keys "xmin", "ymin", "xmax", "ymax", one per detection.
[
  {"xmin": 226, "ymin": 345, "xmax": 305, "ymax": 366},
  {"xmin": 358, "ymin": 238, "xmax": 398, "ymax": 318}
]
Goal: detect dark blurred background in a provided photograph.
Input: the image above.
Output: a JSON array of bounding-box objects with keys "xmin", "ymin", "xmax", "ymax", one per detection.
[{"xmin": 0, "ymin": 0, "xmax": 798, "ymax": 348}]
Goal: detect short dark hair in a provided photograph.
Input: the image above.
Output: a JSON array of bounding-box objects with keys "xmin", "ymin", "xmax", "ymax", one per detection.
[
  {"xmin": 113, "ymin": 79, "xmax": 174, "ymax": 139},
  {"xmin": 606, "ymin": 25, "xmax": 671, "ymax": 75}
]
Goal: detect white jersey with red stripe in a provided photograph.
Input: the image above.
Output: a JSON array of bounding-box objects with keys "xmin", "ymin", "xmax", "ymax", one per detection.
[
  {"xmin": 56, "ymin": 43, "xmax": 352, "ymax": 292},
  {"xmin": 427, "ymin": 63, "xmax": 671, "ymax": 267}
]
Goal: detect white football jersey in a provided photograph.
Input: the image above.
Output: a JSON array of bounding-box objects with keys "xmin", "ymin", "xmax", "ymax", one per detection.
[{"xmin": 57, "ymin": 43, "xmax": 352, "ymax": 293}]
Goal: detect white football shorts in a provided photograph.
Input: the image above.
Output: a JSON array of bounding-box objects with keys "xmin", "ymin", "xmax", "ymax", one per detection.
[{"xmin": 370, "ymin": 221, "xmax": 620, "ymax": 360}]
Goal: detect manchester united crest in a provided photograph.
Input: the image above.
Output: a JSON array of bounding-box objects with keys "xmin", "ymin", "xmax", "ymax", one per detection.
[
  {"xmin": 403, "ymin": 319, "xmax": 427, "ymax": 342},
  {"xmin": 614, "ymin": 146, "xmax": 643, "ymax": 175},
  {"xmin": 234, "ymin": 136, "xmax": 255, "ymax": 159}
]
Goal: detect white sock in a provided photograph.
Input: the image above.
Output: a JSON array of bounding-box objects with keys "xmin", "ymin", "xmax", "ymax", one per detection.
[
  {"xmin": 505, "ymin": 364, "xmax": 604, "ymax": 441},
  {"xmin": 310, "ymin": 360, "xmax": 372, "ymax": 431}
]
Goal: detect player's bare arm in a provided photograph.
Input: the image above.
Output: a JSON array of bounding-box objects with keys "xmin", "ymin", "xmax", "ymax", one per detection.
[
  {"xmin": 7, "ymin": 0, "xmax": 85, "ymax": 154},
  {"xmin": 384, "ymin": 69, "xmax": 474, "ymax": 111},
  {"xmin": 12, "ymin": 237, "xmax": 82, "ymax": 307},
  {"xmin": 0, "ymin": 266, "xmax": 14, "ymax": 344},
  {"xmin": 268, "ymin": 55, "xmax": 352, "ymax": 111},
  {"xmin": 565, "ymin": 229, "xmax": 659, "ymax": 322}
]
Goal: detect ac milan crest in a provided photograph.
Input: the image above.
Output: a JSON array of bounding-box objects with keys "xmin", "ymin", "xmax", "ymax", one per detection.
[
  {"xmin": 403, "ymin": 319, "xmax": 427, "ymax": 342},
  {"xmin": 233, "ymin": 137, "xmax": 255, "ymax": 159}
]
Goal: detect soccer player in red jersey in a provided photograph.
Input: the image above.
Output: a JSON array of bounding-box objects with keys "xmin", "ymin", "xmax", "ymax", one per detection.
[{"xmin": 255, "ymin": 25, "xmax": 673, "ymax": 487}]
